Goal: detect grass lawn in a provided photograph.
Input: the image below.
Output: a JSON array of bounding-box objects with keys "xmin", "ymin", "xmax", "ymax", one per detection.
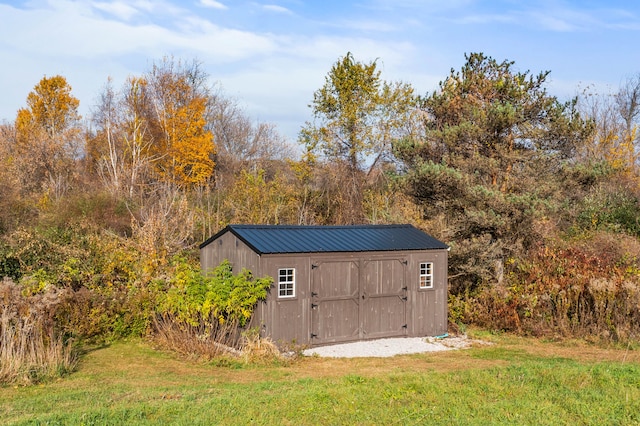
[{"xmin": 2, "ymin": 332, "xmax": 640, "ymax": 425}]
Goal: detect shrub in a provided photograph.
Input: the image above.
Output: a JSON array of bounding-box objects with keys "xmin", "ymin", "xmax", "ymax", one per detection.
[
  {"xmin": 153, "ymin": 258, "xmax": 272, "ymax": 356},
  {"xmin": 457, "ymin": 232, "xmax": 640, "ymax": 342},
  {"xmin": 240, "ymin": 328, "xmax": 282, "ymax": 364}
]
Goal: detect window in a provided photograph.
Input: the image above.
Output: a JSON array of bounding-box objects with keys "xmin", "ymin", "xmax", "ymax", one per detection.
[
  {"xmin": 419, "ymin": 262, "xmax": 433, "ymax": 289},
  {"xmin": 278, "ymin": 268, "xmax": 295, "ymax": 298}
]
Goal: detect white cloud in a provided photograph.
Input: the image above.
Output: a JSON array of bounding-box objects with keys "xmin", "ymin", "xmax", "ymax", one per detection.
[
  {"xmin": 199, "ymin": 0, "xmax": 227, "ymax": 10},
  {"xmin": 1, "ymin": 0, "xmax": 636, "ymax": 143},
  {"xmin": 454, "ymin": 13, "xmax": 515, "ymax": 25},
  {"xmin": 263, "ymin": 4, "xmax": 292, "ymax": 15},
  {"xmin": 335, "ymin": 19, "xmax": 397, "ymax": 32},
  {"xmin": 532, "ymin": 13, "xmax": 577, "ymax": 32},
  {"xmin": 0, "ymin": 1, "xmax": 275, "ymax": 61},
  {"xmin": 91, "ymin": 1, "xmax": 139, "ymax": 20}
]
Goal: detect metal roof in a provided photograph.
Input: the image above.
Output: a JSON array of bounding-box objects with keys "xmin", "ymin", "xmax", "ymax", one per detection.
[{"xmin": 200, "ymin": 224, "xmax": 448, "ymax": 254}]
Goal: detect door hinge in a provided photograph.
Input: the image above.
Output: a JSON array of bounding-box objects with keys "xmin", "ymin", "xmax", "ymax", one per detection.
[
  {"xmin": 402, "ymin": 324, "xmax": 408, "ymax": 329},
  {"xmin": 401, "ymin": 296, "xmax": 408, "ymax": 301},
  {"xmin": 311, "ymin": 303, "xmax": 318, "ymax": 308},
  {"xmin": 311, "ymin": 333, "xmax": 318, "ymax": 338},
  {"xmin": 311, "ymin": 263, "xmax": 318, "ymax": 269},
  {"xmin": 311, "ymin": 292, "xmax": 318, "ymax": 297}
]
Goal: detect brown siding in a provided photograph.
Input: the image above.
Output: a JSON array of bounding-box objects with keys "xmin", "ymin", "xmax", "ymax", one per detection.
[
  {"xmin": 200, "ymin": 232, "xmax": 260, "ymax": 275},
  {"xmin": 258, "ymin": 255, "xmax": 311, "ymax": 344},
  {"xmin": 406, "ymin": 250, "xmax": 448, "ymax": 337}
]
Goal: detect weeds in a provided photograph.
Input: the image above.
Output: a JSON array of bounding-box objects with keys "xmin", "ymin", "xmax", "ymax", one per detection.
[
  {"xmin": 240, "ymin": 328, "xmax": 283, "ymax": 364},
  {"xmin": 456, "ymin": 233, "xmax": 640, "ymax": 342},
  {"xmin": 0, "ymin": 278, "xmax": 78, "ymax": 385},
  {"xmin": 152, "ymin": 313, "xmax": 242, "ymax": 360}
]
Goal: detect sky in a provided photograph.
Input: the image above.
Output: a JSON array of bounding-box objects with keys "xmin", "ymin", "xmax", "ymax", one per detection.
[{"xmin": 1, "ymin": 0, "xmax": 639, "ymax": 143}]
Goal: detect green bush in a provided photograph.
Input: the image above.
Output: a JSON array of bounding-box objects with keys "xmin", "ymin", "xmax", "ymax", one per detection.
[
  {"xmin": 153, "ymin": 258, "xmax": 272, "ymax": 356},
  {"xmin": 159, "ymin": 257, "xmax": 272, "ymax": 328}
]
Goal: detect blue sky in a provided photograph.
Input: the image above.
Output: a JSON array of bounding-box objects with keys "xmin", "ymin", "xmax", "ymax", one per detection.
[{"xmin": 1, "ymin": 0, "xmax": 639, "ymax": 143}]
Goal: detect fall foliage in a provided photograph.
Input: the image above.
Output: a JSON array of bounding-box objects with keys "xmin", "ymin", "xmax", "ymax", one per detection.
[
  {"xmin": 2, "ymin": 52, "xmax": 640, "ymax": 380},
  {"xmin": 14, "ymin": 75, "xmax": 82, "ymax": 199}
]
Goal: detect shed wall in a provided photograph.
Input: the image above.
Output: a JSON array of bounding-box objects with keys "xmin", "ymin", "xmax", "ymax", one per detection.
[
  {"xmin": 257, "ymin": 250, "xmax": 448, "ymax": 346},
  {"xmin": 200, "ymin": 231, "xmax": 260, "ymax": 275},
  {"xmin": 257, "ymin": 254, "xmax": 312, "ymax": 344},
  {"xmin": 200, "ymin": 232, "xmax": 448, "ymax": 346},
  {"xmin": 406, "ymin": 250, "xmax": 448, "ymax": 337}
]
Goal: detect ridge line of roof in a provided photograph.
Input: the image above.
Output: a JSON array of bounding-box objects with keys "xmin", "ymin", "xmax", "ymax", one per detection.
[
  {"xmin": 228, "ymin": 224, "xmax": 413, "ymax": 229},
  {"xmin": 200, "ymin": 223, "xmax": 449, "ymax": 253}
]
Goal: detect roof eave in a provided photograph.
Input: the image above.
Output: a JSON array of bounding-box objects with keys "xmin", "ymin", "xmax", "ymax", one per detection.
[{"xmin": 199, "ymin": 225, "xmax": 266, "ymax": 255}]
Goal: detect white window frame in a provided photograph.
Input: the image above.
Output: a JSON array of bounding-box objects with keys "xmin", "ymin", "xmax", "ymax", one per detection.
[
  {"xmin": 419, "ymin": 262, "xmax": 434, "ymax": 289},
  {"xmin": 278, "ymin": 268, "xmax": 295, "ymax": 298}
]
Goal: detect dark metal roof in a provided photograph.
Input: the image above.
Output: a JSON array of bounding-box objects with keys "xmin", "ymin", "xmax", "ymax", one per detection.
[{"xmin": 200, "ymin": 224, "xmax": 448, "ymax": 254}]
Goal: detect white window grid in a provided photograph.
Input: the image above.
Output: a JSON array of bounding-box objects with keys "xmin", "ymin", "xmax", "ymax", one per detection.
[
  {"xmin": 419, "ymin": 262, "xmax": 433, "ymax": 289},
  {"xmin": 278, "ymin": 268, "xmax": 295, "ymax": 298}
]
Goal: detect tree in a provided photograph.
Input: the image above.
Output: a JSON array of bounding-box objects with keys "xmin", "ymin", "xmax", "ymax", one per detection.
[
  {"xmin": 394, "ymin": 53, "xmax": 593, "ymax": 292},
  {"xmin": 0, "ymin": 123, "xmax": 31, "ymax": 233},
  {"xmin": 398, "ymin": 52, "xmax": 591, "ymax": 192},
  {"xmin": 208, "ymin": 92, "xmax": 292, "ymax": 172},
  {"xmin": 300, "ymin": 52, "xmax": 418, "ymax": 223},
  {"xmin": 616, "ymin": 74, "xmax": 640, "ymax": 144},
  {"xmin": 146, "ymin": 58, "xmax": 216, "ymax": 189},
  {"xmin": 612, "ymin": 74, "xmax": 640, "ymax": 175},
  {"xmin": 15, "ymin": 75, "xmax": 82, "ymax": 199},
  {"xmin": 87, "ymin": 77, "xmax": 155, "ymax": 197},
  {"xmin": 576, "ymin": 75, "xmax": 640, "ymax": 177},
  {"xmin": 88, "ymin": 58, "xmax": 217, "ymax": 194}
]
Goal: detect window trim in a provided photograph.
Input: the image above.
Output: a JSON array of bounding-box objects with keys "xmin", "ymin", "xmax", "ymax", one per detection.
[
  {"xmin": 419, "ymin": 262, "xmax": 434, "ymax": 289},
  {"xmin": 278, "ymin": 268, "xmax": 296, "ymax": 298}
]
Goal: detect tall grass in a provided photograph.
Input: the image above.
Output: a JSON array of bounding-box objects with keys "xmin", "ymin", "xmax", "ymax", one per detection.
[
  {"xmin": 0, "ymin": 279, "xmax": 78, "ymax": 385},
  {"xmin": 152, "ymin": 313, "xmax": 243, "ymax": 359},
  {"xmin": 152, "ymin": 313, "xmax": 284, "ymax": 363}
]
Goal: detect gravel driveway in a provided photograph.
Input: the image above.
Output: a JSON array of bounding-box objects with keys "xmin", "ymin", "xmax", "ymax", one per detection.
[{"xmin": 302, "ymin": 336, "xmax": 473, "ymax": 358}]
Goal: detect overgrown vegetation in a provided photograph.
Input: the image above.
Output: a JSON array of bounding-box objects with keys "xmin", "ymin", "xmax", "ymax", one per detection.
[
  {"xmin": 1, "ymin": 52, "xmax": 640, "ymax": 384},
  {"xmin": 154, "ymin": 258, "xmax": 272, "ymax": 358},
  {"xmin": 0, "ymin": 279, "xmax": 78, "ymax": 385}
]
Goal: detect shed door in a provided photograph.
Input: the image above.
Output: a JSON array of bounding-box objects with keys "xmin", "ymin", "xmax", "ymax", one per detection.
[
  {"xmin": 360, "ymin": 259, "xmax": 407, "ymax": 340},
  {"xmin": 310, "ymin": 258, "xmax": 407, "ymax": 345}
]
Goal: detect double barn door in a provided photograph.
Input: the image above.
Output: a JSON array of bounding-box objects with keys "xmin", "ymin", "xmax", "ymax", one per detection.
[{"xmin": 310, "ymin": 257, "xmax": 407, "ymax": 345}]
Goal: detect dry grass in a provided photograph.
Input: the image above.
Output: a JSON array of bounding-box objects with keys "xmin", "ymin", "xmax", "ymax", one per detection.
[
  {"xmin": 152, "ymin": 314, "xmax": 291, "ymax": 366},
  {"xmin": 151, "ymin": 313, "xmax": 243, "ymax": 360},
  {"xmin": 240, "ymin": 330, "xmax": 283, "ymax": 364},
  {"xmin": 52, "ymin": 330, "xmax": 640, "ymax": 386},
  {"xmin": 0, "ymin": 278, "xmax": 78, "ymax": 385}
]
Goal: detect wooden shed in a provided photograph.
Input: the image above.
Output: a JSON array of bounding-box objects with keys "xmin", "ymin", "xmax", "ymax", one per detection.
[{"xmin": 200, "ymin": 224, "xmax": 449, "ymax": 346}]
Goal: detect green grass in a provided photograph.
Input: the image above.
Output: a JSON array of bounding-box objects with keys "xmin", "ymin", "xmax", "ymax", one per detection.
[{"xmin": 1, "ymin": 337, "xmax": 640, "ymax": 425}]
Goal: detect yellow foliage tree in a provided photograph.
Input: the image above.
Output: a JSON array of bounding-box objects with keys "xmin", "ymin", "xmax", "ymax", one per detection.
[
  {"xmin": 15, "ymin": 75, "xmax": 81, "ymax": 198},
  {"xmin": 603, "ymin": 126, "xmax": 638, "ymax": 176},
  {"xmin": 147, "ymin": 58, "xmax": 216, "ymax": 189}
]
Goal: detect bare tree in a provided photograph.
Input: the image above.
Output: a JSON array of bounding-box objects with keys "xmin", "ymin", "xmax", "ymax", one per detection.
[
  {"xmin": 207, "ymin": 91, "xmax": 294, "ymax": 184},
  {"xmin": 88, "ymin": 77, "xmax": 155, "ymax": 197},
  {"xmin": 615, "ymin": 73, "xmax": 640, "ymax": 151}
]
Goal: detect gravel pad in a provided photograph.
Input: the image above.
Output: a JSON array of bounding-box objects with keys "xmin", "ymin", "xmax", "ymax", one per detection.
[{"xmin": 303, "ymin": 336, "xmax": 471, "ymax": 358}]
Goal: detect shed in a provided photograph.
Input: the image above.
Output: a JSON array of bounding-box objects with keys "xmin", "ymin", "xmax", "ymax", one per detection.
[{"xmin": 199, "ymin": 224, "xmax": 449, "ymax": 346}]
